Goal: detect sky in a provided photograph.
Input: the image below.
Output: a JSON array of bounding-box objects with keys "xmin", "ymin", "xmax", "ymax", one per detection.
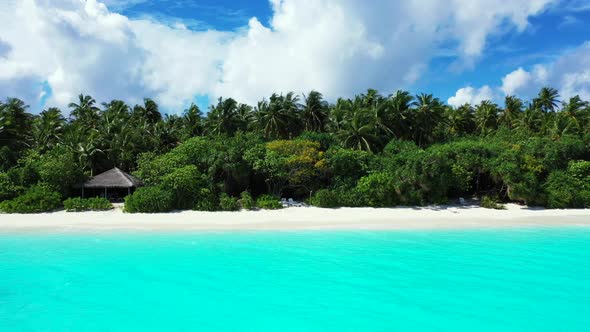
[{"xmin": 0, "ymin": 0, "xmax": 589, "ymax": 114}]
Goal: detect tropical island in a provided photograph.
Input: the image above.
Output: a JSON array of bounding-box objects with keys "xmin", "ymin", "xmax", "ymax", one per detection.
[{"xmin": 1, "ymin": 87, "xmax": 589, "ymax": 227}]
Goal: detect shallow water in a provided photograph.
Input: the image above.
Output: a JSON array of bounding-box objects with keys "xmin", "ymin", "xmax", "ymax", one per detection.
[{"xmin": 1, "ymin": 228, "xmax": 590, "ymax": 331}]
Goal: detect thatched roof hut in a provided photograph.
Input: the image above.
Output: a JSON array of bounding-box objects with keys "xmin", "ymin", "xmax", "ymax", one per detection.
[{"xmin": 82, "ymin": 168, "xmax": 143, "ymax": 198}]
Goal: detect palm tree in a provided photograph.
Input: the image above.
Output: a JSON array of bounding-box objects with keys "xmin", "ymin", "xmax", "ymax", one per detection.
[
  {"xmin": 337, "ymin": 111, "xmax": 378, "ymax": 152},
  {"xmin": 102, "ymin": 100, "xmax": 130, "ymax": 118},
  {"xmin": 96, "ymin": 101, "xmax": 132, "ymax": 169},
  {"xmin": 61, "ymin": 126, "xmax": 104, "ymax": 176},
  {"xmin": 0, "ymin": 98, "xmax": 33, "ymax": 150},
  {"xmin": 387, "ymin": 90, "xmax": 413, "ymax": 139},
  {"xmin": 206, "ymin": 97, "xmax": 241, "ymax": 136},
  {"xmin": 68, "ymin": 94, "xmax": 100, "ymax": 126},
  {"xmin": 560, "ymin": 96, "xmax": 588, "ymax": 134},
  {"xmin": 515, "ymin": 103, "xmax": 543, "ymax": 132},
  {"xmin": 474, "ymin": 100, "xmax": 499, "ymax": 136},
  {"xmin": 181, "ymin": 103, "xmax": 203, "ymax": 139},
  {"xmin": 0, "ymin": 114, "xmax": 4, "ymax": 138},
  {"xmin": 33, "ymin": 107, "xmax": 65, "ymax": 152},
  {"xmin": 236, "ymin": 103, "xmax": 254, "ymax": 132},
  {"xmin": 361, "ymin": 89, "xmax": 382, "ymax": 108},
  {"xmin": 410, "ymin": 93, "xmax": 445, "ymax": 147},
  {"xmin": 371, "ymin": 101, "xmax": 395, "ymax": 141},
  {"xmin": 534, "ymin": 87, "xmax": 560, "ymax": 112},
  {"xmin": 157, "ymin": 115, "xmax": 182, "ymax": 150},
  {"xmin": 301, "ymin": 90, "xmax": 329, "ymax": 132},
  {"xmin": 327, "ymin": 98, "xmax": 352, "ymax": 132},
  {"xmin": 446, "ymin": 104, "xmax": 475, "ymax": 137},
  {"xmin": 133, "ymin": 120, "xmax": 162, "ymax": 154},
  {"xmin": 132, "ymin": 98, "xmax": 162, "ymax": 124},
  {"xmin": 254, "ymin": 99, "xmax": 285, "ymax": 139},
  {"xmin": 352, "ymin": 90, "xmax": 391, "ymax": 142},
  {"xmin": 549, "ymin": 112, "xmax": 577, "ymax": 139},
  {"xmin": 281, "ymin": 92, "xmax": 303, "ymax": 136},
  {"xmin": 253, "ymin": 93, "xmax": 301, "ymax": 139},
  {"xmin": 499, "ymin": 95, "xmax": 523, "ymax": 129}
]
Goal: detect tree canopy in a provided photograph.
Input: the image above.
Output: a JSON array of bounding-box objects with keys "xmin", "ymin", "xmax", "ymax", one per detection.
[{"xmin": 1, "ymin": 86, "xmax": 590, "ymax": 212}]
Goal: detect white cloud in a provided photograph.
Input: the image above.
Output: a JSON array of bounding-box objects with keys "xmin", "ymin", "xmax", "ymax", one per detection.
[
  {"xmin": 213, "ymin": 1, "xmax": 387, "ymax": 104},
  {"xmin": 500, "ymin": 65, "xmax": 550, "ymax": 96},
  {"xmin": 499, "ymin": 42, "xmax": 590, "ymax": 100},
  {"xmin": 130, "ymin": 20, "xmax": 229, "ymax": 108},
  {"xmin": 501, "ymin": 68, "xmax": 531, "ymax": 95},
  {"xmin": 0, "ymin": 0, "xmax": 556, "ymax": 112},
  {"xmin": 449, "ymin": 41, "xmax": 590, "ymax": 106},
  {"xmin": 0, "ymin": 0, "xmax": 146, "ymax": 107},
  {"xmin": 447, "ymin": 85, "xmax": 496, "ymax": 107}
]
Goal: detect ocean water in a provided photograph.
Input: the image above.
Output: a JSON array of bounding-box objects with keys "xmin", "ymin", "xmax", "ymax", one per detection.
[{"xmin": 1, "ymin": 228, "xmax": 590, "ymax": 331}]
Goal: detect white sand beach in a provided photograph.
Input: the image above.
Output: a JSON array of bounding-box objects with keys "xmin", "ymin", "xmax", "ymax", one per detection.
[{"xmin": 1, "ymin": 204, "xmax": 590, "ymax": 232}]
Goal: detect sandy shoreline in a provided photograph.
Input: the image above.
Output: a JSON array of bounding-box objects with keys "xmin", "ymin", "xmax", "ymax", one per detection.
[{"xmin": 1, "ymin": 203, "xmax": 590, "ymax": 233}]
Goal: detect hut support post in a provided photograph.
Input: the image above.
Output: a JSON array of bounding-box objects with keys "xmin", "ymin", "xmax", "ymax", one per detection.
[
  {"xmin": 104, "ymin": 188, "xmax": 107, "ymax": 199},
  {"xmin": 128, "ymin": 188, "xmax": 131, "ymax": 196}
]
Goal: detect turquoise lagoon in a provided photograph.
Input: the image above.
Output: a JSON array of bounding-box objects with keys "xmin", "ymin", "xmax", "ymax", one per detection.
[{"xmin": 1, "ymin": 228, "xmax": 590, "ymax": 331}]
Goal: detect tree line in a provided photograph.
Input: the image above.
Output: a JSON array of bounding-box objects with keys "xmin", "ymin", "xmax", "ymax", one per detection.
[{"xmin": 1, "ymin": 87, "xmax": 589, "ymax": 213}]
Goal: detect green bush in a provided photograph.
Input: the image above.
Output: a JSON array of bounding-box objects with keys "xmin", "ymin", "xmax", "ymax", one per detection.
[
  {"xmin": 383, "ymin": 139, "xmax": 420, "ymax": 156},
  {"xmin": 35, "ymin": 148, "xmax": 83, "ymax": 197},
  {"xmin": 311, "ymin": 189, "xmax": 340, "ymax": 208},
  {"xmin": 336, "ymin": 188, "xmax": 366, "ymax": 207},
  {"xmin": 256, "ymin": 194, "xmax": 283, "ymax": 210},
  {"xmin": 161, "ymin": 165, "xmax": 211, "ymax": 210},
  {"xmin": 63, "ymin": 197, "xmax": 112, "ymax": 212},
  {"xmin": 239, "ymin": 191, "xmax": 255, "ymax": 210},
  {"xmin": 193, "ymin": 188, "xmax": 219, "ymax": 211},
  {"xmin": 545, "ymin": 161, "xmax": 590, "ymax": 208},
  {"xmin": 0, "ymin": 172, "xmax": 22, "ymax": 201},
  {"xmin": 326, "ymin": 148, "xmax": 374, "ymax": 188},
  {"xmin": 124, "ymin": 186, "xmax": 174, "ymax": 213},
  {"xmin": 6, "ymin": 158, "xmax": 38, "ymax": 189},
  {"xmin": 296, "ymin": 131, "xmax": 336, "ymax": 150},
  {"xmin": 355, "ymin": 172, "xmax": 398, "ymax": 207},
  {"xmin": 0, "ymin": 184, "xmax": 62, "ymax": 213},
  {"xmin": 219, "ymin": 193, "xmax": 240, "ymax": 211},
  {"xmin": 480, "ymin": 196, "xmax": 505, "ymax": 210}
]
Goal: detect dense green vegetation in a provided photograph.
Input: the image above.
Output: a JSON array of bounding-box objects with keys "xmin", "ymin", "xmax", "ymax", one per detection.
[
  {"xmin": 1, "ymin": 87, "xmax": 590, "ymax": 213},
  {"xmin": 0, "ymin": 184, "xmax": 62, "ymax": 213},
  {"xmin": 480, "ymin": 196, "xmax": 505, "ymax": 210},
  {"xmin": 63, "ymin": 197, "xmax": 113, "ymax": 212},
  {"xmin": 255, "ymin": 195, "xmax": 284, "ymax": 210},
  {"xmin": 124, "ymin": 186, "xmax": 174, "ymax": 213},
  {"xmin": 239, "ymin": 191, "xmax": 255, "ymax": 210},
  {"xmin": 219, "ymin": 193, "xmax": 240, "ymax": 211}
]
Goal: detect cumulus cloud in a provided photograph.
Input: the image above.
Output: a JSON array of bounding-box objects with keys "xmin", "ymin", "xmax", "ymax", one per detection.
[
  {"xmin": 0, "ymin": 0, "xmax": 556, "ymax": 112},
  {"xmin": 130, "ymin": 20, "xmax": 229, "ymax": 108},
  {"xmin": 500, "ymin": 66, "xmax": 549, "ymax": 96},
  {"xmin": 449, "ymin": 41, "xmax": 590, "ymax": 106},
  {"xmin": 500, "ymin": 42, "xmax": 590, "ymax": 100},
  {"xmin": 501, "ymin": 68, "xmax": 531, "ymax": 95},
  {"xmin": 213, "ymin": 1, "xmax": 387, "ymax": 104},
  {"xmin": 447, "ymin": 85, "xmax": 496, "ymax": 107},
  {"xmin": 0, "ymin": 0, "xmax": 147, "ymax": 107}
]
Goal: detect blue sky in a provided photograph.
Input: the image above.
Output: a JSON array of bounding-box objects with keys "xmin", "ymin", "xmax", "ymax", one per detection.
[
  {"xmin": 435, "ymin": 7, "xmax": 590, "ymax": 92},
  {"xmin": 112, "ymin": 0, "xmax": 274, "ymax": 31},
  {"xmin": 1, "ymin": 0, "xmax": 590, "ymax": 113},
  {"xmin": 112, "ymin": 0, "xmax": 590, "ymax": 101}
]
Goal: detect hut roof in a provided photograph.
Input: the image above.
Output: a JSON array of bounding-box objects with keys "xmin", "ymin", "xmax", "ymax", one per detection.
[{"xmin": 83, "ymin": 168, "xmax": 143, "ymax": 189}]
